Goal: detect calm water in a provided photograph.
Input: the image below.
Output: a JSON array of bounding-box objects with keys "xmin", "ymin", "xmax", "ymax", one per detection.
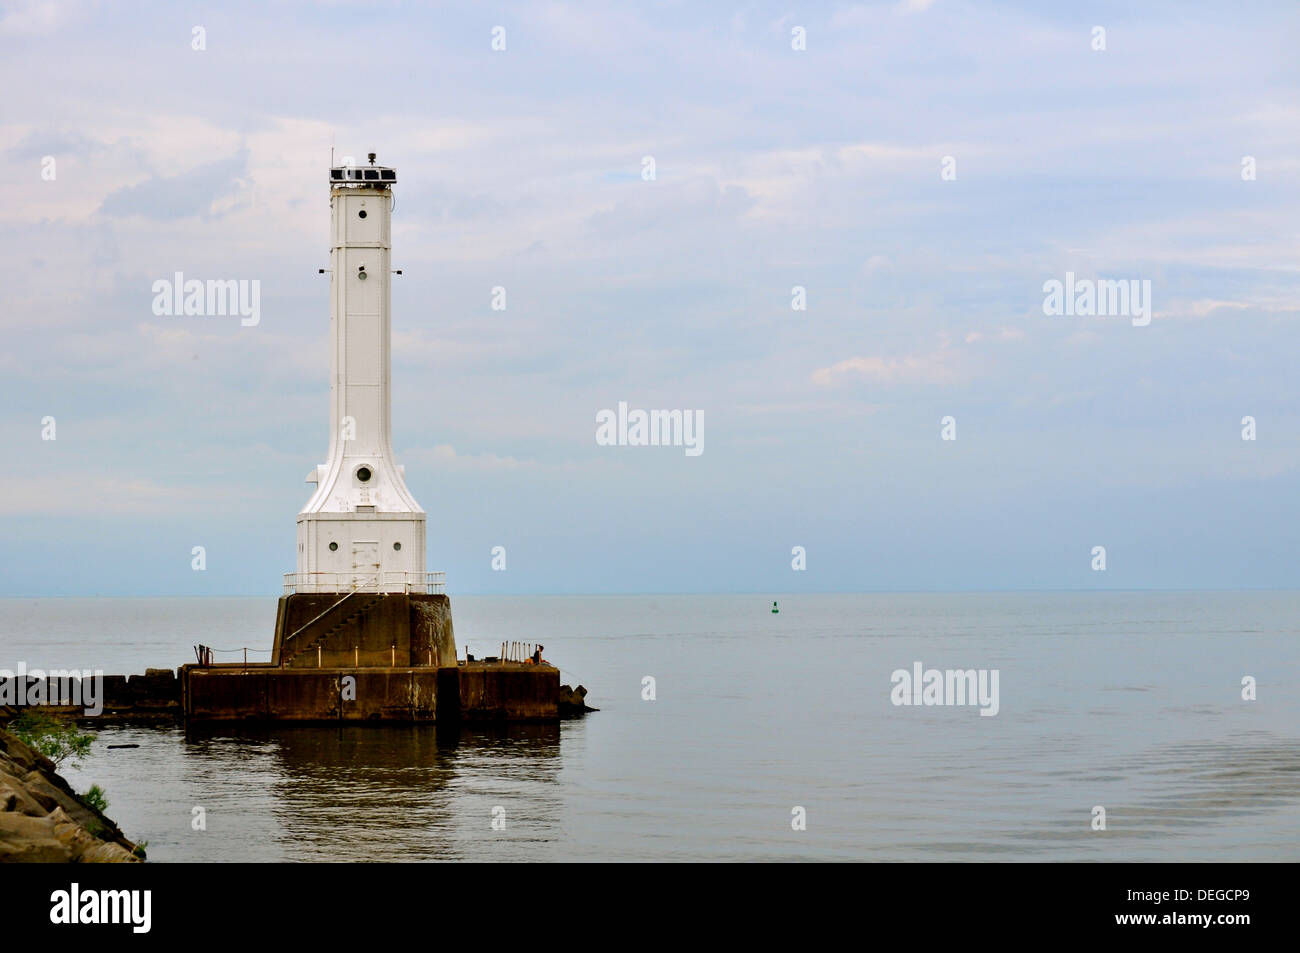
[{"xmin": 2, "ymin": 592, "xmax": 1298, "ymax": 862}]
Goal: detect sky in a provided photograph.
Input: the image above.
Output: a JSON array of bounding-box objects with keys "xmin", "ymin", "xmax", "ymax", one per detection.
[{"xmin": 0, "ymin": 0, "xmax": 1297, "ymax": 596}]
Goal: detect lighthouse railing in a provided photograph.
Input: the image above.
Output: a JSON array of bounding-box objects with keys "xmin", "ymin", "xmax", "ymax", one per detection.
[{"xmin": 282, "ymin": 571, "xmax": 446, "ymax": 595}]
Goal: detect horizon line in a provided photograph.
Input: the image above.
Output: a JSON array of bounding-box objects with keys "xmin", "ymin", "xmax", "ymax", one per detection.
[{"xmin": 3, "ymin": 587, "xmax": 1298, "ymax": 600}]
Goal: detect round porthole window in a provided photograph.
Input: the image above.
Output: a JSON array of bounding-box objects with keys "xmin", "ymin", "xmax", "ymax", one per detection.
[
  {"xmin": 356, "ymin": 466, "xmax": 372, "ymax": 482},
  {"xmin": 329, "ymin": 542, "xmax": 338, "ymax": 551},
  {"xmin": 393, "ymin": 542, "xmax": 401, "ymax": 551}
]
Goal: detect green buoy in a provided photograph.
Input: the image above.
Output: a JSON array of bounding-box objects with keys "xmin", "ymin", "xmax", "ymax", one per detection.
[{"xmin": 771, "ymin": 601, "xmax": 779, "ymax": 614}]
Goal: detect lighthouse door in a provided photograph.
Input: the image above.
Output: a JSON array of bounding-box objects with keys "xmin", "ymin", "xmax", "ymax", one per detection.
[{"xmin": 351, "ymin": 541, "xmax": 380, "ymax": 591}]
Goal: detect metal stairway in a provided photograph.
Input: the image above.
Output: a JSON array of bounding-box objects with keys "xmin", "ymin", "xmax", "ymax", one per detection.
[{"xmin": 282, "ymin": 591, "xmax": 387, "ymax": 666}]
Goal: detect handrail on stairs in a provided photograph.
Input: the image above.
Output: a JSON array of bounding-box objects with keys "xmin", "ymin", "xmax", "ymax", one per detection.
[{"xmin": 283, "ymin": 590, "xmax": 357, "ymax": 648}]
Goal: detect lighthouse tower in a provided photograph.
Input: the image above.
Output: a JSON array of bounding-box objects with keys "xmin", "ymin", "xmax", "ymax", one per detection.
[
  {"xmin": 182, "ymin": 151, "xmax": 565, "ymax": 715},
  {"xmin": 290, "ymin": 155, "xmax": 428, "ymax": 594}
]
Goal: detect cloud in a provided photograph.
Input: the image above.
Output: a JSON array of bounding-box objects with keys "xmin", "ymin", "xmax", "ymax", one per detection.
[
  {"xmin": 1186, "ymin": 299, "xmax": 1251, "ymax": 318},
  {"xmin": 811, "ymin": 348, "xmax": 958, "ymax": 387},
  {"xmin": 3, "ymin": 127, "xmax": 99, "ymax": 160},
  {"xmin": 431, "ymin": 444, "xmax": 527, "ymax": 471},
  {"xmin": 587, "ymin": 177, "xmax": 755, "ymax": 240},
  {"xmin": 400, "ymin": 444, "xmax": 542, "ymax": 474},
  {"xmin": 0, "ymin": 473, "xmax": 207, "ymax": 517},
  {"xmin": 965, "ymin": 327, "xmax": 1025, "ymax": 343},
  {"xmin": 0, "ymin": 0, "xmax": 80, "ymax": 37},
  {"xmin": 403, "ymin": 444, "xmax": 598, "ymax": 475},
  {"xmin": 98, "ymin": 151, "xmax": 250, "ymax": 221}
]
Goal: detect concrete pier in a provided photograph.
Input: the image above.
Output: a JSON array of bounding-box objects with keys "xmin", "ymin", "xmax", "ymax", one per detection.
[
  {"xmin": 0, "ymin": 594, "xmax": 575, "ymax": 724},
  {"xmin": 1, "ymin": 662, "xmax": 561, "ymax": 723},
  {"xmin": 182, "ymin": 662, "xmax": 558, "ymax": 722}
]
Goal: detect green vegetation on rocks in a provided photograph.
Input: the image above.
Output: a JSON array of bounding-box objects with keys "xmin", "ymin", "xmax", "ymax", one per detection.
[{"xmin": 0, "ymin": 721, "xmax": 141, "ymax": 862}]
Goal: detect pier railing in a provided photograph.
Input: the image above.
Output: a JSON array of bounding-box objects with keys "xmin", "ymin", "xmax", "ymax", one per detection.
[{"xmin": 282, "ymin": 571, "xmax": 446, "ymax": 595}]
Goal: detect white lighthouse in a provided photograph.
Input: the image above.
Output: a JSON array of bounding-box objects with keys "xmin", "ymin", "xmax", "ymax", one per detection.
[{"xmin": 286, "ymin": 155, "xmax": 436, "ymax": 595}]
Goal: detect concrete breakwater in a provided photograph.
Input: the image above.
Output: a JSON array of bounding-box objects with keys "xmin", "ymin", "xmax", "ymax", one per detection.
[
  {"xmin": 0, "ymin": 726, "xmax": 141, "ymax": 862},
  {"xmin": 0, "ymin": 669, "xmax": 183, "ymax": 722},
  {"xmin": 1, "ymin": 663, "xmax": 581, "ymax": 723},
  {"xmin": 0, "ymin": 592, "xmax": 594, "ymax": 724},
  {"xmin": 185, "ymin": 661, "xmax": 561, "ymax": 722}
]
